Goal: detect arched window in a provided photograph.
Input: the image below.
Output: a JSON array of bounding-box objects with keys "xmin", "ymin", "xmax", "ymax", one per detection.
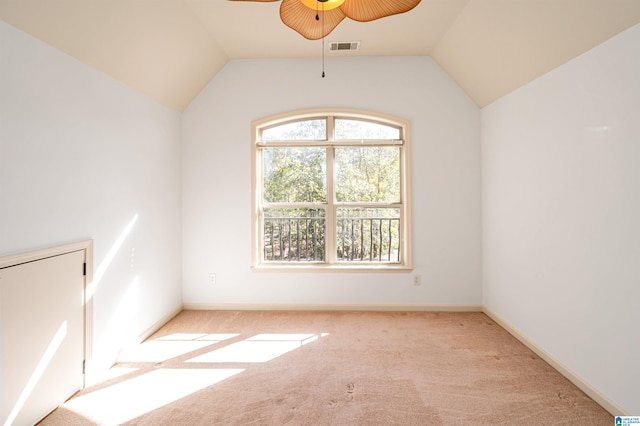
[{"xmin": 251, "ymin": 109, "xmax": 412, "ymax": 270}]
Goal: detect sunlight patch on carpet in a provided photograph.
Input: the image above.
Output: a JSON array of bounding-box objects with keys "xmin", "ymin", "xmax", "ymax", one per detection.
[
  {"xmin": 90, "ymin": 367, "xmax": 138, "ymax": 385},
  {"xmin": 118, "ymin": 340, "xmax": 215, "ymax": 363},
  {"xmin": 155, "ymin": 333, "xmax": 239, "ymax": 341},
  {"xmin": 186, "ymin": 333, "xmax": 328, "ymax": 363},
  {"xmin": 118, "ymin": 333, "xmax": 240, "ymax": 363},
  {"xmin": 65, "ymin": 368, "xmax": 243, "ymax": 424}
]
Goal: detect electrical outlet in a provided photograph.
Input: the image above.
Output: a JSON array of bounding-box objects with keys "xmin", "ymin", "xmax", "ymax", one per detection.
[
  {"xmin": 413, "ymin": 275, "xmax": 421, "ymax": 286},
  {"xmin": 209, "ymin": 273, "xmax": 216, "ymax": 285}
]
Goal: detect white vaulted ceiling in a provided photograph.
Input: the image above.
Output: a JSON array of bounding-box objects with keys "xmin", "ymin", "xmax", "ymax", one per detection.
[{"xmin": 1, "ymin": 0, "xmax": 639, "ymax": 111}]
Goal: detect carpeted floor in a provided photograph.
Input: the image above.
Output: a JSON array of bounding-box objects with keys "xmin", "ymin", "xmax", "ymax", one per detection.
[{"xmin": 41, "ymin": 310, "xmax": 612, "ymax": 425}]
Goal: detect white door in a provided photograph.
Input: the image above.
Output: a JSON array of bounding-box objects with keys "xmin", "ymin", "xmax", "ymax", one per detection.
[{"xmin": 0, "ymin": 250, "xmax": 85, "ymax": 426}]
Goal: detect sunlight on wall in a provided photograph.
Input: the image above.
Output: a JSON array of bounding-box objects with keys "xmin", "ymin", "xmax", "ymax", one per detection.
[
  {"xmin": 3, "ymin": 322, "xmax": 67, "ymax": 426},
  {"xmin": 87, "ymin": 214, "xmax": 138, "ymax": 301},
  {"xmin": 94, "ymin": 276, "xmax": 139, "ymax": 369},
  {"xmin": 65, "ymin": 368, "xmax": 244, "ymax": 425}
]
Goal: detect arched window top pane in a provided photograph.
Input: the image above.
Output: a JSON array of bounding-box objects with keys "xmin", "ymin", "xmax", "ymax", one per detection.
[
  {"xmin": 334, "ymin": 119, "xmax": 400, "ymax": 140},
  {"xmin": 262, "ymin": 119, "xmax": 326, "ymax": 141}
]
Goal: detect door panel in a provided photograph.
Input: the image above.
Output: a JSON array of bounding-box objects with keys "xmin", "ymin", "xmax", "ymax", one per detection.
[{"xmin": 0, "ymin": 250, "xmax": 85, "ymax": 426}]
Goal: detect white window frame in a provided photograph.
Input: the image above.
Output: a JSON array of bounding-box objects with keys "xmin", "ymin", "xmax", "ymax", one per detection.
[{"xmin": 251, "ymin": 108, "xmax": 412, "ymax": 271}]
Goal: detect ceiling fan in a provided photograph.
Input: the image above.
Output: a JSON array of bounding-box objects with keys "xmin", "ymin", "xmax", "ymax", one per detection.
[{"xmin": 230, "ymin": 0, "xmax": 422, "ymax": 40}]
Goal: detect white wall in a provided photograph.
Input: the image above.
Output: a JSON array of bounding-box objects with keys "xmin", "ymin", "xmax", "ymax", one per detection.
[
  {"xmin": 482, "ymin": 23, "xmax": 640, "ymax": 414},
  {"xmin": 0, "ymin": 21, "xmax": 183, "ymax": 372},
  {"xmin": 182, "ymin": 56, "xmax": 481, "ymax": 306}
]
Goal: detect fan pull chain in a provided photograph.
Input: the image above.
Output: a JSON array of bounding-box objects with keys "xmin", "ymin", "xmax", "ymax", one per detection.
[
  {"xmin": 315, "ymin": 1, "xmax": 326, "ymax": 78},
  {"xmin": 322, "ymin": 38, "xmax": 325, "ymax": 77},
  {"xmin": 322, "ymin": 2, "xmax": 325, "ymax": 77}
]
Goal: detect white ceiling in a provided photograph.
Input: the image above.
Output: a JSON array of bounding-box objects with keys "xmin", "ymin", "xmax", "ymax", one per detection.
[{"xmin": 1, "ymin": 0, "xmax": 639, "ymax": 111}]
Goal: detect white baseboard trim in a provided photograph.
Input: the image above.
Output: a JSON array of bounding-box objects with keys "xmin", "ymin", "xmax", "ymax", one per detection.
[
  {"xmin": 182, "ymin": 303, "xmax": 482, "ymax": 312},
  {"xmin": 138, "ymin": 304, "xmax": 183, "ymax": 342},
  {"xmin": 482, "ymin": 306, "xmax": 629, "ymax": 416}
]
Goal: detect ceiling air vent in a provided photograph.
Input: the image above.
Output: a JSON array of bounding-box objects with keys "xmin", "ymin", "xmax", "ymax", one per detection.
[{"xmin": 329, "ymin": 41, "xmax": 360, "ymax": 52}]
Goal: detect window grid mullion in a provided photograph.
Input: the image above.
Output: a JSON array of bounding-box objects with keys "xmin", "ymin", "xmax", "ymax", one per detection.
[
  {"xmin": 326, "ymin": 113, "xmax": 335, "ymax": 264},
  {"xmin": 325, "ymin": 145, "xmax": 336, "ymax": 264}
]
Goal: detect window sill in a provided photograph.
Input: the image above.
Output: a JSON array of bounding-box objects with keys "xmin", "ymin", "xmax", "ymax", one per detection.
[{"xmin": 251, "ymin": 264, "xmax": 413, "ymax": 273}]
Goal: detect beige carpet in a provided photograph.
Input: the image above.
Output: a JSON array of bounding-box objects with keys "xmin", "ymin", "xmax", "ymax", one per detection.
[{"xmin": 41, "ymin": 311, "xmax": 612, "ymax": 425}]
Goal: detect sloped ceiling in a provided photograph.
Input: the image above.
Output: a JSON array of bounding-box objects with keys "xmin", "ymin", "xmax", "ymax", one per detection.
[{"xmin": 1, "ymin": 0, "xmax": 639, "ymax": 111}]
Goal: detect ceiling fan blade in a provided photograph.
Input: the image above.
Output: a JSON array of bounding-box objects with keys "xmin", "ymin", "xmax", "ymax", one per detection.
[
  {"xmin": 339, "ymin": 0, "xmax": 421, "ymax": 22},
  {"xmin": 280, "ymin": 0, "xmax": 345, "ymax": 40}
]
